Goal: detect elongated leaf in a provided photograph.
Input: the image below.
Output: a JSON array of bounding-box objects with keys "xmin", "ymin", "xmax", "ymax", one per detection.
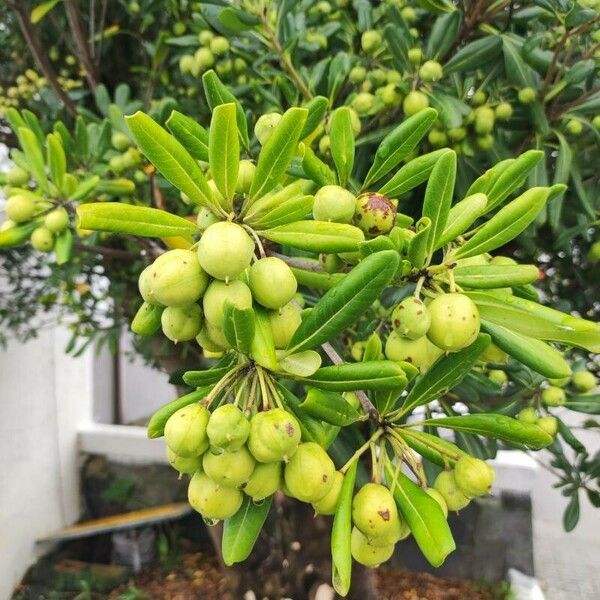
[
  {"xmin": 222, "ymin": 496, "xmax": 272, "ymax": 566},
  {"xmin": 221, "ymin": 303, "xmax": 255, "ymax": 355},
  {"xmin": 146, "ymin": 387, "xmax": 210, "ymax": 438},
  {"xmin": 453, "ymin": 265, "xmax": 539, "ymax": 288},
  {"xmin": 183, "ymin": 366, "xmax": 236, "ymax": 388},
  {"xmin": 17, "ymin": 127, "xmax": 47, "ymax": 191},
  {"xmin": 564, "ymin": 395, "xmax": 600, "ymax": 415},
  {"xmin": 259, "ymin": 220, "xmax": 364, "ymax": 253},
  {"xmin": 423, "ymin": 150, "xmax": 456, "ymax": 255},
  {"xmin": 46, "ymin": 133, "xmax": 66, "ymax": 189},
  {"xmin": 279, "ymin": 350, "xmax": 322, "ymax": 377},
  {"xmin": 290, "ymin": 265, "xmax": 346, "ymax": 290},
  {"xmin": 436, "ymin": 194, "xmax": 487, "ymax": 249},
  {"xmin": 209, "ymin": 103, "xmax": 239, "ymax": 205},
  {"xmin": 250, "ymin": 307, "xmax": 278, "ymax": 371},
  {"xmin": 385, "ymin": 465, "xmax": 455, "ymax": 567},
  {"xmin": 246, "ymin": 195, "xmax": 313, "ymax": 229},
  {"xmin": 301, "ymin": 95, "xmax": 329, "ymax": 139},
  {"xmin": 243, "ymin": 179, "xmax": 314, "ymax": 222},
  {"xmin": 31, "ymin": 0, "xmax": 61, "ymax": 24},
  {"xmin": 76, "ymin": 203, "xmax": 196, "ymax": 238},
  {"xmin": 331, "ymin": 461, "xmax": 357, "ymax": 596},
  {"xmin": 249, "ymin": 107, "xmax": 308, "ymax": 200},
  {"xmin": 298, "ymin": 361, "xmax": 407, "ymax": 391},
  {"xmin": 563, "ymin": 493, "xmax": 580, "ymax": 532},
  {"xmin": 408, "ymin": 217, "xmax": 431, "ymax": 269},
  {"xmin": 302, "ymin": 147, "xmax": 336, "ymax": 186},
  {"xmin": 54, "ymin": 228, "xmax": 73, "ymax": 265},
  {"xmin": 383, "ymin": 14, "xmax": 411, "ymax": 69},
  {"xmin": 287, "ymin": 250, "xmax": 400, "ymax": 354},
  {"xmin": 399, "ymin": 428, "xmax": 466, "ymax": 466},
  {"xmin": 444, "ymin": 35, "xmax": 502, "ymax": 75},
  {"xmin": 363, "ymin": 109, "xmax": 438, "ymax": 188},
  {"xmin": 419, "ymin": 414, "xmax": 553, "ymax": 449},
  {"xmin": 398, "ymin": 334, "xmax": 490, "ymax": 416},
  {"xmin": 330, "ymin": 107, "xmax": 355, "ymax": 186},
  {"xmin": 466, "ymin": 159, "xmax": 514, "ymax": 197},
  {"xmin": 0, "ymin": 221, "xmax": 39, "ymax": 247},
  {"xmin": 427, "ymin": 11, "xmax": 461, "ymax": 60},
  {"xmin": 126, "ymin": 112, "xmax": 216, "ymax": 211},
  {"xmin": 166, "ymin": 110, "xmax": 209, "ymax": 161},
  {"xmin": 300, "ymin": 388, "xmax": 362, "ymax": 426}
]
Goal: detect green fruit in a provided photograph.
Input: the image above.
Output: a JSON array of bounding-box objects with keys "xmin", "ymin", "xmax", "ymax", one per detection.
[
  {"xmin": 131, "ymin": 302, "xmax": 163, "ymax": 336},
  {"xmin": 419, "ymin": 60, "xmax": 443, "ymax": 81},
  {"xmin": 312, "ymin": 470, "xmax": 344, "ymax": 515},
  {"xmin": 196, "ymin": 325, "xmax": 225, "ymax": 353},
  {"xmin": 205, "ymin": 322, "xmax": 231, "ymax": 350},
  {"xmin": 198, "ymin": 222, "xmax": 254, "ymax": 281},
  {"xmin": 30, "ymin": 227, "xmax": 54, "ymax": 252},
  {"xmin": 249, "ymin": 257, "xmax": 297, "ymax": 309},
  {"xmin": 572, "ymin": 370, "xmax": 596, "ymax": 392},
  {"xmin": 203, "ymin": 445, "xmax": 256, "ymax": 487},
  {"xmin": 188, "ymin": 471, "xmax": 243, "ymax": 520},
  {"xmin": 488, "ymin": 369, "xmax": 507, "ymax": 385},
  {"xmin": 408, "ymin": 47, "xmax": 423, "ymax": 64},
  {"xmin": 196, "ymin": 207, "xmax": 220, "ymax": 232},
  {"xmin": 248, "ymin": 408, "xmax": 301, "ymax": 463},
  {"xmin": 433, "ymin": 470, "xmax": 470, "ymax": 511},
  {"xmin": 352, "ymin": 483, "xmax": 400, "ymax": 541},
  {"xmin": 428, "ymin": 129, "xmax": 448, "ymax": 147},
  {"xmin": 242, "ymin": 461, "xmax": 282, "ymax": 500},
  {"xmin": 202, "ymin": 279, "xmax": 253, "ymax": 327},
  {"xmin": 352, "ymin": 92, "xmax": 376, "ymax": 115},
  {"xmin": 471, "ymin": 90, "xmax": 487, "ymax": 105},
  {"xmin": 5, "ymin": 194, "xmax": 36, "ymax": 223},
  {"xmin": 495, "ymin": 102, "xmax": 513, "ymax": 121},
  {"xmin": 593, "ymin": 115, "xmax": 600, "ymax": 129},
  {"xmin": 391, "ymin": 297, "xmax": 431, "ymax": 340},
  {"xmin": 588, "ymin": 240, "xmax": 600, "ymax": 263},
  {"xmin": 566, "ymin": 119, "xmax": 582, "ymax": 135},
  {"xmin": 518, "ymin": 87, "xmax": 536, "ymax": 105},
  {"xmin": 474, "ymin": 106, "xmax": 495, "ymax": 134},
  {"xmin": 454, "ymin": 456, "xmax": 495, "ymax": 497},
  {"xmin": 236, "ymin": 160, "xmax": 256, "ymax": 194},
  {"xmin": 6, "ymin": 166, "xmax": 29, "ymax": 186},
  {"xmin": 233, "ymin": 57, "xmax": 247, "ymax": 72},
  {"xmin": 255, "ymin": 113, "xmax": 282, "ymax": 145},
  {"xmin": 354, "ymin": 192, "xmax": 397, "ymax": 236},
  {"xmin": 111, "ymin": 131, "xmax": 131, "ymax": 151},
  {"xmin": 149, "ymin": 249, "xmax": 209, "ymax": 306},
  {"xmin": 548, "ymin": 376, "xmax": 570, "ymax": 387},
  {"xmin": 206, "ymin": 404, "xmax": 250, "ymax": 451},
  {"xmin": 427, "ymin": 293, "xmax": 480, "ymax": 352},
  {"xmin": 194, "ymin": 47, "xmax": 214, "ymax": 70},
  {"xmin": 319, "ymin": 135, "xmax": 331, "ymax": 154},
  {"xmin": 349, "ymin": 66, "xmax": 367, "ymax": 83},
  {"xmin": 351, "ymin": 527, "xmax": 394, "ymax": 568},
  {"xmin": 542, "ymin": 385, "xmax": 566, "ymax": 407},
  {"xmin": 312, "ymin": 185, "xmax": 356, "ymax": 224},
  {"xmin": 284, "ymin": 442, "xmax": 335, "ymax": 503},
  {"xmin": 403, "ymin": 90, "xmax": 429, "ymax": 116},
  {"xmin": 378, "ymin": 83, "xmax": 401, "ymax": 106},
  {"xmin": 44, "ymin": 207, "xmax": 69, "ymax": 233},
  {"xmin": 425, "ymin": 488, "xmax": 448, "ymax": 518},
  {"xmin": 448, "ymin": 127, "xmax": 466, "ymax": 141},
  {"xmin": 387, "ymin": 70, "xmax": 402, "ymax": 84},
  {"xmin": 161, "ymin": 304, "xmax": 202, "ymax": 342},
  {"xmin": 269, "ymin": 302, "xmax": 302, "ymax": 348},
  {"xmin": 401, "ymin": 6, "xmax": 417, "ymax": 22},
  {"xmin": 138, "ymin": 265, "xmax": 157, "ymax": 305},
  {"xmin": 320, "ymin": 253, "xmax": 344, "ymax": 274},
  {"xmin": 537, "ymin": 416, "xmax": 558, "ymax": 438},
  {"xmin": 385, "ymin": 332, "xmax": 441, "ymax": 371},
  {"xmin": 361, "ymin": 30, "xmax": 382, "ymax": 53},
  {"xmin": 370, "ymin": 69, "xmax": 387, "ymax": 86},
  {"xmin": 164, "ymin": 403, "xmax": 209, "ymax": 457},
  {"xmin": 166, "ymin": 447, "xmax": 203, "ymax": 475},
  {"xmin": 517, "ymin": 407, "xmax": 538, "ymax": 424},
  {"xmin": 210, "ymin": 36, "xmax": 230, "ymax": 56},
  {"xmin": 198, "ymin": 30, "xmax": 214, "ymax": 45}
]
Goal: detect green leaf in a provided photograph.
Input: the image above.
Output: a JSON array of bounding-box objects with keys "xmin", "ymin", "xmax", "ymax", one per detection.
[
  {"xmin": 564, "ymin": 395, "xmax": 600, "ymax": 415},
  {"xmin": 250, "ymin": 307, "xmax": 279, "ymax": 371},
  {"xmin": 399, "ymin": 429, "xmax": 466, "ymax": 467},
  {"xmin": 279, "ymin": 350, "xmax": 322, "ymax": 377},
  {"xmin": 398, "ymin": 334, "xmax": 490, "ymax": 417},
  {"xmin": 466, "ymin": 159, "xmax": 514, "ymax": 197},
  {"xmin": 363, "ymin": 109, "xmax": 438, "ymax": 188},
  {"xmin": 76, "ymin": 203, "xmax": 196, "ymax": 238},
  {"xmin": 183, "ymin": 364, "xmax": 237, "ymax": 387},
  {"xmin": 209, "ymin": 103, "xmax": 239, "ymax": 205},
  {"xmin": 331, "ymin": 461, "xmax": 357, "ymax": 596},
  {"xmin": 246, "ymin": 195, "xmax": 313, "ymax": 229},
  {"xmin": 300, "ymin": 388, "xmax": 363, "ymax": 426},
  {"xmin": 563, "ymin": 493, "xmax": 580, "ymax": 532},
  {"xmin": 222, "ymin": 496, "xmax": 272, "ymax": 566},
  {"xmin": 301, "ymin": 96, "xmax": 329, "ymax": 139},
  {"xmin": 302, "ymin": 148, "xmax": 336, "ymax": 186},
  {"xmin": 298, "ymin": 361, "xmax": 408, "ymax": 391},
  {"xmin": 286, "ymin": 250, "xmax": 400, "ymax": 354},
  {"xmin": 408, "ymin": 217, "xmax": 432, "ymax": 269},
  {"xmin": 453, "ymin": 265, "xmax": 539, "ymax": 289},
  {"xmin": 290, "ymin": 265, "xmax": 346, "ymax": 290},
  {"xmin": 427, "ymin": 11, "xmax": 462, "ymax": 60},
  {"xmin": 126, "ymin": 112, "xmax": 217, "ymax": 212},
  {"xmin": 222, "ymin": 303, "xmax": 255, "ymax": 355},
  {"xmin": 0, "ymin": 221, "xmax": 39, "ymax": 248},
  {"xmin": 259, "ymin": 221, "xmax": 364, "ymax": 253},
  {"xmin": 46, "ymin": 133, "xmax": 66, "ymax": 189},
  {"xmin": 31, "ymin": 0, "xmax": 60, "ymax": 24},
  {"xmin": 383, "ymin": 15, "xmax": 411, "ymax": 70},
  {"xmin": 330, "ymin": 107, "xmax": 355, "ymax": 186},
  {"xmin": 146, "ymin": 388, "xmax": 210, "ymax": 438},
  {"xmin": 70, "ymin": 176, "xmax": 100, "ymax": 201},
  {"xmin": 480, "ymin": 320, "xmax": 571, "ymax": 379},
  {"xmin": 444, "ymin": 35, "xmax": 502, "ymax": 75},
  {"xmin": 54, "ymin": 229, "xmax": 73, "ymax": 265},
  {"xmin": 422, "ymin": 150, "xmax": 456, "ymax": 255},
  {"xmin": 435, "ymin": 193, "xmax": 487, "ymax": 249},
  {"xmin": 385, "ymin": 465, "xmax": 455, "ymax": 567},
  {"xmin": 17, "ymin": 127, "xmax": 47, "ymax": 191},
  {"xmin": 419, "ymin": 414, "xmax": 553, "ymax": 449},
  {"xmin": 249, "ymin": 107, "xmax": 308, "ymax": 201},
  {"xmin": 453, "ymin": 187, "xmax": 551, "ymax": 259},
  {"xmin": 243, "ymin": 179, "xmax": 314, "ymax": 222},
  {"xmin": 165, "ymin": 110, "xmax": 209, "ymax": 162}
]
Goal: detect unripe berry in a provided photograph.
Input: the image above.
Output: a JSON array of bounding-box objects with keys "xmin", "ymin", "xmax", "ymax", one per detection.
[
  {"xmin": 249, "ymin": 257, "xmax": 297, "ymax": 309},
  {"xmin": 318, "ymin": 135, "xmax": 331, "ymax": 154},
  {"xmin": 419, "ymin": 60, "xmax": 443, "ymax": 82},
  {"xmin": 434, "ymin": 470, "xmax": 470, "ymax": 511},
  {"xmin": 349, "ymin": 66, "xmax": 367, "ymax": 83},
  {"xmin": 593, "ymin": 115, "xmax": 600, "ymax": 129},
  {"xmin": 313, "ymin": 185, "xmax": 356, "ymax": 223},
  {"xmin": 248, "ymin": 408, "xmax": 301, "ymax": 463},
  {"xmin": 361, "ymin": 30, "xmax": 382, "ymax": 53},
  {"xmin": 351, "ymin": 527, "xmax": 394, "ymax": 568},
  {"xmin": 111, "ymin": 131, "xmax": 131, "ymax": 151},
  {"xmin": 387, "ymin": 70, "xmax": 402, "ymax": 84},
  {"xmin": 30, "ymin": 227, "xmax": 54, "ymax": 252},
  {"xmin": 488, "ymin": 369, "xmax": 508, "ymax": 385},
  {"xmin": 203, "ymin": 446, "xmax": 256, "ymax": 487},
  {"xmin": 165, "ymin": 403, "xmax": 209, "ymax": 457},
  {"xmin": 428, "ymin": 129, "xmax": 448, "ymax": 147},
  {"xmin": 210, "ymin": 36, "xmax": 230, "ymax": 56},
  {"xmin": 202, "ymin": 279, "xmax": 253, "ymax": 327},
  {"xmin": 320, "ymin": 253, "xmax": 344, "ymax": 274},
  {"xmin": 216, "ymin": 59, "xmax": 233, "ymax": 77},
  {"xmin": 378, "ymin": 83, "xmax": 402, "ymax": 106},
  {"xmin": 352, "ymin": 483, "xmax": 402, "ymax": 542},
  {"xmin": 312, "ymin": 470, "xmax": 344, "ymax": 515},
  {"xmin": 369, "ymin": 68, "xmax": 388, "ymax": 86},
  {"xmin": 6, "ymin": 165, "xmax": 29, "ymax": 186},
  {"xmin": 448, "ymin": 127, "xmax": 466, "ymax": 141},
  {"xmin": 353, "ymin": 192, "xmax": 397, "ymax": 236},
  {"xmin": 188, "ymin": 471, "xmax": 243, "ymax": 520},
  {"xmin": 474, "ymin": 106, "xmax": 495, "ymax": 134},
  {"xmin": 269, "ymin": 302, "xmax": 302, "ymax": 348},
  {"xmin": 537, "ymin": 416, "xmax": 558, "ymax": 437},
  {"xmin": 495, "ymin": 102, "xmax": 513, "ymax": 121},
  {"xmin": 401, "ymin": 7, "xmax": 417, "ymax": 22},
  {"xmin": 207, "ymin": 404, "xmax": 250, "ymax": 451},
  {"xmin": 284, "ymin": 442, "xmax": 335, "ymax": 502},
  {"xmin": 476, "ymin": 134, "xmax": 494, "ymax": 150},
  {"xmin": 161, "ymin": 304, "xmax": 202, "ymax": 342},
  {"xmin": 548, "ymin": 376, "xmax": 570, "ymax": 387},
  {"xmin": 236, "ymin": 160, "xmax": 256, "ymax": 194},
  {"xmin": 44, "ymin": 207, "xmax": 69, "ymax": 233},
  {"xmin": 572, "ymin": 370, "xmax": 596, "ymax": 392},
  {"xmin": 194, "ymin": 47, "xmax": 215, "ymax": 70},
  {"xmin": 518, "ymin": 87, "xmax": 536, "ymax": 105},
  {"xmin": 471, "ymin": 90, "xmax": 487, "ymax": 106},
  {"xmin": 385, "ymin": 331, "xmax": 442, "ymax": 371},
  {"xmin": 5, "ymin": 194, "xmax": 35, "ymax": 223},
  {"xmin": 427, "ymin": 293, "xmax": 480, "ymax": 352},
  {"xmin": 518, "ymin": 407, "xmax": 539, "ymax": 424},
  {"xmin": 196, "ymin": 207, "xmax": 220, "ymax": 232},
  {"xmin": 352, "ymin": 92, "xmax": 376, "ymax": 115},
  {"xmin": 242, "ymin": 461, "xmax": 282, "ymax": 500},
  {"xmin": 166, "ymin": 447, "xmax": 203, "ymax": 475},
  {"xmin": 408, "ymin": 47, "xmax": 423, "ymax": 64},
  {"xmin": 403, "ymin": 90, "xmax": 429, "ymax": 116},
  {"xmin": 454, "ymin": 456, "xmax": 495, "ymax": 497},
  {"xmin": 542, "ymin": 385, "xmax": 566, "ymax": 407},
  {"xmin": 566, "ymin": 119, "xmax": 583, "ymax": 136},
  {"xmin": 198, "ymin": 30, "xmax": 214, "ymax": 46},
  {"xmin": 254, "ymin": 112, "xmax": 282, "ymax": 145},
  {"xmin": 391, "ymin": 297, "xmax": 431, "ymax": 340}
]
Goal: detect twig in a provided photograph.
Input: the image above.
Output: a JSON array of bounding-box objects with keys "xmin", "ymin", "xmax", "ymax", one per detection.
[
  {"xmin": 267, "ymin": 251, "xmax": 326, "ymax": 272},
  {"xmin": 64, "ymin": 0, "xmax": 100, "ymax": 92}
]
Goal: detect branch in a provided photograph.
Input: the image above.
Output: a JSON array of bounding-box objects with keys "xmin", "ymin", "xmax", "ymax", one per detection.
[
  {"xmin": 8, "ymin": 1, "xmax": 77, "ymax": 117},
  {"xmin": 64, "ymin": 0, "xmax": 100, "ymax": 91}
]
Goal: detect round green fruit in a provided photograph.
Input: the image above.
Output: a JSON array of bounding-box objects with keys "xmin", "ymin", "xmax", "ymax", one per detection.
[
  {"xmin": 433, "ymin": 470, "xmax": 470, "ymax": 511},
  {"xmin": 488, "ymin": 369, "xmax": 508, "ymax": 385},
  {"xmin": 548, "ymin": 376, "xmax": 570, "ymax": 387},
  {"xmin": 242, "ymin": 461, "xmax": 282, "ymax": 500},
  {"xmin": 537, "ymin": 416, "xmax": 558, "ymax": 438},
  {"xmin": 30, "ymin": 227, "xmax": 54, "ymax": 252},
  {"xmin": 320, "ymin": 253, "xmax": 344, "ymax": 274},
  {"xmin": 312, "ymin": 470, "xmax": 344, "ymax": 515},
  {"xmin": 361, "ymin": 30, "xmax": 382, "ymax": 53},
  {"xmin": 454, "ymin": 456, "xmax": 495, "ymax": 498},
  {"xmin": 206, "ymin": 404, "xmax": 250, "ymax": 451},
  {"xmin": 179, "ymin": 54, "xmax": 196, "ymax": 74},
  {"xmin": 312, "ymin": 185, "xmax": 356, "ymax": 224},
  {"xmin": 5, "ymin": 194, "xmax": 35, "ymax": 223},
  {"xmin": 6, "ymin": 165, "xmax": 29, "ymax": 186},
  {"xmin": 202, "ymin": 279, "xmax": 253, "ymax": 327},
  {"xmin": 248, "ymin": 408, "xmax": 301, "ymax": 463},
  {"xmin": 269, "ymin": 302, "xmax": 302, "ymax": 348},
  {"xmin": 542, "ymin": 385, "xmax": 566, "ymax": 407},
  {"xmin": 111, "ymin": 131, "xmax": 131, "ymax": 151},
  {"xmin": 474, "ymin": 106, "xmax": 495, "ymax": 135},
  {"xmin": 481, "ymin": 343, "xmax": 508, "ymax": 363},
  {"xmin": 427, "ymin": 293, "xmax": 480, "ymax": 352},
  {"xmin": 518, "ymin": 87, "xmax": 536, "ymax": 105},
  {"xmin": 352, "ymin": 483, "xmax": 400, "ymax": 541},
  {"xmin": 198, "ymin": 222, "xmax": 254, "ymax": 281},
  {"xmin": 352, "ymin": 92, "xmax": 376, "ymax": 115},
  {"xmin": 517, "ymin": 407, "xmax": 538, "ymax": 424},
  {"xmin": 149, "ymin": 250, "xmax": 208, "ymax": 306},
  {"xmin": 188, "ymin": 471, "xmax": 243, "ymax": 520},
  {"xmin": 572, "ymin": 370, "xmax": 596, "ymax": 392},
  {"xmin": 203, "ymin": 446, "xmax": 256, "ymax": 487},
  {"xmin": 566, "ymin": 119, "xmax": 583, "ymax": 135},
  {"xmin": 161, "ymin": 304, "xmax": 202, "ymax": 342},
  {"xmin": 236, "ymin": 160, "xmax": 256, "ymax": 194},
  {"xmin": 385, "ymin": 331, "xmax": 442, "ymax": 371},
  {"xmin": 495, "ymin": 102, "xmax": 513, "ymax": 121},
  {"xmin": 403, "ymin": 90, "xmax": 429, "ymax": 116},
  {"xmin": 351, "ymin": 527, "xmax": 394, "ymax": 568},
  {"xmin": 249, "ymin": 257, "xmax": 297, "ymax": 309},
  {"xmin": 44, "ymin": 207, "xmax": 69, "ymax": 233},
  {"xmin": 198, "ymin": 30, "xmax": 214, "ymax": 45},
  {"xmin": 210, "ymin": 36, "xmax": 230, "ymax": 56},
  {"xmin": 471, "ymin": 90, "xmax": 487, "ymax": 105},
  {"xmin": 408, "ymin": 47, "xmax": 423, "ymax": 64},
  {"xmin": 419, "ymin": 60, "xmax": 443, "ymax": 81},
  {"xmin": 196, "ymin": 207, "xmax": 220, "ymax": 232},
  {"xmin": 284, "ymin": 442, "xmax": 335, "ymax": 503},
  {"xmin": 354, "ymin": 192, "xmax": 397, "ymax": 236},
  {"xmin": 194, "ymin": 47, "xmax": 214, "ymax": 70},
  {"xmin": 425, "ymin": 488, "xmax": 448, "ymax": 518},
  {"xmin": 349, "ymin": 66, "xmax": 367, "ymax": 83},
  {"xmin": 164, "ymin": 403, "xmax": 209, "ymax": 457},
  {"xmin": 255, "ymin": 113, "xmax": 282, "ymax": 145},
  {"xmin": 391, "ymin": 297, "xmax": 431, "ymax": 340},
  {"xmin": 166, "ymin": 447, "xmax": 203, "ymax": 475}
]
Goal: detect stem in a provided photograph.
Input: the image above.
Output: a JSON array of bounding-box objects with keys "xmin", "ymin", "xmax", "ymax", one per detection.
[
  {"xmin": 245, "ymin": 371, "xmax": 258, "ymax": 413},
  {"xmin": 202, "ymin": 365, "xmax": 245, "ymax": 408},
  {"xmin": 340, "ymin": 429, "xmax": 384, "ymax": 474},
  {"xmin": 242, "ymin": 225, "xmax": 266, "ymax": 259},
  {"xmin": 256, "ymin": 367, "xmax": 271, "ymax": 410},
  {"xmin": 264, "ymin": 375, "xmax": 285, "ymax": 410},
  {"xmin": 267, "ymin": 251, "xmax": 327, "ymax": 273},
  {"xmin": 64, "ymin": 0, "xmax": 100, "ymax": 91}
]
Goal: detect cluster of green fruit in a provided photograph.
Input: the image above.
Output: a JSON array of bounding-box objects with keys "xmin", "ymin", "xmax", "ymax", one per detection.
[
  {"xmin": 0, "ymin": 69, "xmax": 48, "ymax": 116},
  {"xmin": 108, "ymin": 131, "xmax": 144, "ymax": 176},
  {"xmin": 1, "ymin": 165, "xmax": 70, "ymax": 252}
]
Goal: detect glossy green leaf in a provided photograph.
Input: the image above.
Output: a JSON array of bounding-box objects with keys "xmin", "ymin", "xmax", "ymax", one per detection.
[
  {"xmin": 385, "ymin": 465, "xmax": 455, "ymax": 567},
  {"xmin": 46, "ymin": 133, "xmax": 66, "ymax": 189},
  {"xmin": 250, "ymin": 307, "xmax": 279, "ymax": 371},
  {"xmin": 564, "ymin": 395, "xmax": 600, "ymax": 415},
  {"xmin": 384, "ymin": 11, "xmax": 411, "ymax": 69},
  {"xmin": 444, "ymin": 35, "xmax": 502, "ymax": 75},
  {"xmin": 330, "ymin": 107, "xmax": 355, "ymax": 187},
  {"xmin": 408, "ymin": 217, "xmax": 432, "ymax": 269},
  {"xmin": 435, "ymin": 193, "xmax": 487, "ymax": 249},
  {"xmin": 166, "ymin": 110, "xmax": 209, "ymax": 161},
  {"xmin": 146, "ymin": 387, "xmax": 210, "ymax": 438},
  {"xmin": 54, "ymin": 228, "xmax": 73, "ymax": 265},
  {"xmin": 76, "ymin": 203, "xmax": 196, "ymax": 238},
  {"xmin": 290, "ymin": 265, "xmax": 346, "ymax": 290},
  {"xmin": 247, "ymin": 195, "xmax": 313, "ymax": 229},
  {"xmin": 31, "ymin": 0, "xmax": 61, "ymax": 24},
  {"xmin": 222, "ymin": 496, "xmax": 272, "ymax": 566},
  {"xmin": 0, "ymin": 221, "xmax": 39, "ymax": 248},
  {"xmin": 302, "ymin": 147, "xmax": 336, "ymax": 186},
  {"xmin": 209, "ymin": 103, "xmax": 239, "ymax": 205},
  {"xmin": 363, "ymin": 109, "xmax": 438, "ymax": 188},
  {"xmin": 426, "ymin": 11, "xmax": 462, "ymax": 60},
  {"xmin": 17, "ymin": 127, "xmax": 47, "ymax": 191},
  {"xmin": 249, "ymin": 107, "xmax": 308, "ymax": 201},
  {"xmin": 301, "ymin": 95, "xmax": 329, "ymax": 139},
  {"xmin": 453, "ymin": 265, "xmax": 539, "ymax": 288},
  {"xmin": 363, "ymin": 332, "xmax": 383, "ymax": 362},
  {"xmin": 300, "ymin": 388, "xmax": 363, "ymax": 426},
  {"xmin": 399, "ymin": 428, "xmax": 466, "ymax": 467},
  {"xmin": 222, "ymin": 302, "xmax": 255, "ymax": 355},
  {"xmin": 419, "ymin": 414, "xmax": 553, "ymax": 449},
  {"xmin": 70, "ymin": 176, "xmax": 100, "ymax": 201},
  {"xmin": 466, "ymin": 159, "xmax": 514, "ymax": 197},
  {"xmin": 397, "ymin": 334, "xmax": 490, "ymax": 417},
  {"xmin": 563, "ymin": 493, "xmax": 580, "ymax": 532},
  {"xmin": 279, "ymin": 350, "xmax": 322, "ymax": 377},
  {"xmin": 286, "ymin": 250, "xmax": 400, "ymax": 354},
  {"xmin": 243, "ymin": 179, "xmax": 314, "ymax": 222}
]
